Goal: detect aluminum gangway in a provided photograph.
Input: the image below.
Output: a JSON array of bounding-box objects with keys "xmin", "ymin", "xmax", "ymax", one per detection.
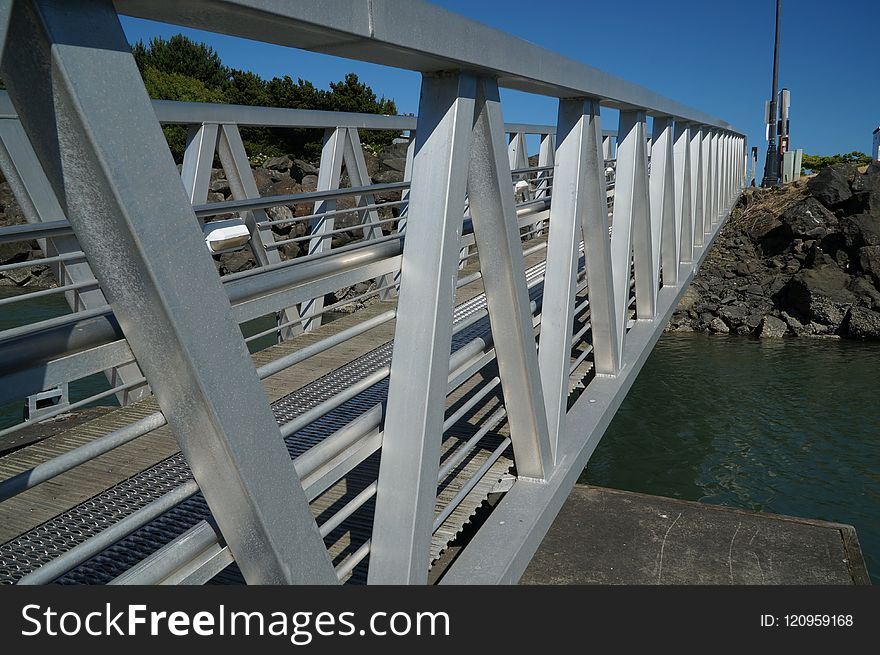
[{"xmin": 0, "ymin": 0, "xmax": 746, "ymax": 585}]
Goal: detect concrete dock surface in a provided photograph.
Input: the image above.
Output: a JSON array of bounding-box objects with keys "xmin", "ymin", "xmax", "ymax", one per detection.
[{"xmin": 522, "ymin": 485, "xmax": 870, "ymax": 585}]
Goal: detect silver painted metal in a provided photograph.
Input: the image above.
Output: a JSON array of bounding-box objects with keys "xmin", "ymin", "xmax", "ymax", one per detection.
[
  {"xmin": 538, "ymin": 97, "xmax": 597, "ymax": 458},
  {"xmin": 302, "ymin": 127, "xmax": 346, "ymax": 332},
  {"xmin": 467, "ymin": 76, "xmax": 553, "ymax": 480},
  {"xmin": 369, "ymin": 72, "xmax": 476, "ymax": 584},
  {"xmin": 115, "ymin": 0, "xmax": 741, "ymax": 132},
  {"xmin": 216, "ymin": 122, "xmax": 301, "ymax": 340},
  {"xmin": 0, "ymin": 0, "xmax": 335, "ymax": 584},
  {"xmin": 0, "ymin": 89, "xmax": 149, "ymax": 405},
  {"xmin": 0, "ymin": 0, "xmax": 746, "ymax": 587},
  {"xmin": 440, "ymin": 184, "xmax": 742, "ymax": 585},
  {"xmin": 649, "ymin": 116, "xmax": 677, "ymax": 288},
  {"xmin": 700, "ymin": 126, "xmax": 712, "ymax": 239},
  {"xmin": 673, "ymin": 122, "xmax": 693, "ymax": 265},
  {"xmin": 615, "ymin": 110, "xmax": 654, "ymax": 322}
]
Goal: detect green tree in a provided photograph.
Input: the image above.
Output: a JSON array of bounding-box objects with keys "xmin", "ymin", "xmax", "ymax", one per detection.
[
  {"xmin": 130, "ymin": 35, "xmax": 401, "ymax": 162},
  {"xmin": 132, "ymin": 35, "xmax": 229, "ymax": 89},
  {"xmin": 801, "ymin": 151, "xmax": 873, "ymax": 174}
]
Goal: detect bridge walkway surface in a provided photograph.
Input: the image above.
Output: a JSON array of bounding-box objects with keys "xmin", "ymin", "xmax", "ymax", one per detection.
[{"xmin": 0, "ymin": 235, "xmax": 602, "ymax": 584}]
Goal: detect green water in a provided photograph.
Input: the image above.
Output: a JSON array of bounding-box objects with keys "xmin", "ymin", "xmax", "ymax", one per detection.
[
  {"xmin": 582, "ymin": 333, "xmax": 880, "ymax": 583},
  {"xmin": 3, "ymin": 292, "xmax": 878, "ymax": 582}
]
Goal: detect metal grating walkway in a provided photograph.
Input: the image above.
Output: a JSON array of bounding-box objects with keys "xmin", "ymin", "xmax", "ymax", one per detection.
[{"xmin": 0, "ymin": 253, "xmax": 560, "ymax": 585}]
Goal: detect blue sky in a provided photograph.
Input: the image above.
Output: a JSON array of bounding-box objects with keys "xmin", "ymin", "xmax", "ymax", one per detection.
[{"xmin": 121, "ymin": 0, "xmax": 879, "ymax": 172}]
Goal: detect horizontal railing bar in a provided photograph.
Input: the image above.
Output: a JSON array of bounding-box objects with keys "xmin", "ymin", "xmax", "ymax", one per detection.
[
  {"xmin": 336, "ymin": 540, "xmax": 371, "ymax": 581},
  {"xmin": 569, "ymin": 344, "xmax": 594, "ymax": 375},
  {"xmin": 0, "ymin": 219, "xmax": 72, "ymax": 244},
  {"xmin": 192, "ymin": 182, "xmax": 409, "ymax": 218},
  {"xmin": 0, "ymin": 279, "xmax": 98, "ymax": 308},
  {"xmin": 256, "ymin": 199, "xmax": 406, "ymax": 229},
  {"xmin": 0, "ymin": 411, "xmax": 166, "ymax": 502},
  {"xmin": 0, "ymin": 375, "xmax": 146, "ymax": 441},
  {"xmin": 243, "ymin": 281, "xmax": 397, "ymax": 343},
  {"xmin": 0, "ymin": 250, "xmax": 85, "ymax": 273},
  {"xmin": 113, "ymin": 1, "xmax": 742, "ymax": 132},
  {"xmin": 510, "ymin": 165, "xmax": 554, "ymax": 175},
  {"xmin": 319, "ymin": 482, "xmax": 378, "ymax": 538},
  {"xmin": 108, "ymin": 521, "xmax": 221, "ymax": 585},
  {"xmin": 265, "ymin": 217, "xmax": 397, "ymax": 249},
  {"xmin": 255, "ymin": 310, "xmax": 396, "ymax": 379},
  {"xmin": 279, "ymin": 367, "xmax": 390, "ymax": 439},
  {"xmin": 16, "ymin": 479, "xmax": 201, "ymax": 585},
  {"xmin": 433, "ymin": 436, "xmax": 512, "ymax": 533},
  {"xmin": 571, "ymin": 319, "xmax": 592, "ymax": 345},
  {"xmin": 438, "ymin": 406, "xmax": 508, "ymax": 483},
  {"xmin": 442, "ymin": 376, "xmax": 501, "ymax": 432},
  {"xmin": 153, "ymin": 98, "xmax": 418, "ymax": 131}
]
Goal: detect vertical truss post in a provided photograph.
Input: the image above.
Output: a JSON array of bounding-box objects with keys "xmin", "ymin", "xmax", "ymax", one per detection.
[
  {"xmin": 649, "ymin": 116, "xmax": 677, "ymax": 289},
  {"xmin": 301, "ymin": 126, "xmax": 345, "ymax": 331},
  {"xmin": 719, "ymin": 131, "xmax": 726, "ymax": 217},
  {"xmin": 217, "ymin": 123, "xmax": 300, "ymax": 340},
  {"xmin": 700, "ymin": 127, "xmax": 712, "ymax": 239},
  {"xmin": 690, "ymin": 126, "xmax": 705, "ymax": 250},
  {"xmin": 390, "ymin": 132, "xmax": 415, "ymax": 296},
  {"xmin": 369, "ymin": 72, "xmax": 476, "ymax": 584},
  {"xmin": 721, "ymin": 133, "xmax": 729, "ymax": 208},
  {"xmin": 538, "ymin": 98, "xmax": 591, "ymax": 459},
  {"xmin": 180, "ymin": 122, "xmax": 219, "ymax": 220},
  {"xmin": 673, "ymin": 122, "xmax": 693, "ymax": 265},
  {"xmin": 579, "ymin": 100, "xmax": 620, "ymax": 375},
  {"xmin": 507, "ymin": 131, "xmax": 529, "ymax": 171},
  {"xmin": 708, "ymin": 129, "xmax": 719, "ymax": 225},
  {"xmin": 615, "ymin": 110, "xmax": 654, "ymax": 321},
  {"xmin": 342, "ymin": 127, "xmax": 396, "ymax": 300},
  {"xmin": 535, "ymin": 133, "xmax": 555, "ymax": 199},
  {"xmin": 468, "ymin": 76, "xmax": 553, "ymax": 480},
  {"xmin": 1, "ymin": 0, "xmax": 336, "ymax": 584}
]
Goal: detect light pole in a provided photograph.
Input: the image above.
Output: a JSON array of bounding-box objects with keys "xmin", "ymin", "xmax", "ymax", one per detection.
[{"xmin": 761, "ymin": 0, "xmax": 782, "ymax": 187}]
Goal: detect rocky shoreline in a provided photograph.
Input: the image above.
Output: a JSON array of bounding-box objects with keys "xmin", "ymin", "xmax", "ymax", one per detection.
[
  {"xmin": 667, "ymin": 162, "xmax": 880, "ymax": 339},
  {"xmin": 0, "ymin": 141, "xmax": 410, "ymax": 291},
  {"xmin": 4, "ymin": 147, "xmax": 880, "ymax": 341}
]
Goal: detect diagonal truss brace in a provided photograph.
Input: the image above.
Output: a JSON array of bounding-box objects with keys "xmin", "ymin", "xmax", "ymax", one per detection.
[{"xmin": 0, "ymin": 0, "xmax": 336, "ymax": 584}]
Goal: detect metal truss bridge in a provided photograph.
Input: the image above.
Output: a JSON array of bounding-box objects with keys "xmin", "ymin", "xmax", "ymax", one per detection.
[{"xmin": 0, "ymin": 0, "xmax": 746, "ymax": 584}]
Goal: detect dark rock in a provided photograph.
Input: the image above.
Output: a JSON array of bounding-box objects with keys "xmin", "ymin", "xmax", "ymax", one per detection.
[
  {"xmin": 841, "ymin": 214, "xmax": 880, "ymax": 250},
  {"xmin": 216, "ymin": 250, "xmax": 256, "ymax": 275},
  {"xmin": 209, "ymin": 178, "xmax": 230, "ymax": 195},
  {"xmin": 858, "ymin": 245, "xmax": 880, "ymax": 284},
  {"xmin": 300, "ymin": 175, "xmax": 318, "ymax": 193},
  {"xmin": 362, "ymin": 152, "xmax": 380, "ymax": 179},
  {"xmin": 717, "ymin": 305, "xmax": 747, "ymax": 326},
  {"xmin": 252, "ymin": 168, "xmax": 274, "ymax": 195},
  {"xmin": 378, "ymin": 156, "xmax": 407, "ymax": 174},
  {"xmin": 264, "ymin": 155, "xmax": 293, "ymax": 172},
  {"xmin": 806, "ymin": 164, "xmax": 854, "ymax": 208},
  {"xmin": 745, "ymin": 313, "xmax": 763, "ymax": 330},
  {"xmin": 676, "ymin": 286, "xmax": 701, "ymax": 312},
  {"xmin": 292, "ymin": 159, "xmax": 319, "ymax": 181},
  {"xmin": 279, "ymin": 242, "xmax": 301, "ymax": 260},
  {"xmin": 371, "ymin": 169, "xmax": 404, "ymax": 185},
  {"xmin": 709, "ymin": 317, "xmax": 729, "ymax": 333},
  {"xmin": 782, "ymin": 266, "xmax": 855, "ymax": 328},
  {"xmin": 270, "ymin": 177, "xmax": 302, "ymax": 197},
  {"xmin": 843, "ymin": 306, "xmax": 880, "ymax": 339},
  {"xmin": 849, "ymin": 276, "xmax": 880, "ymax": 309},
  {"xmin": 759, "ymin": 315, "xmax": 787, "ymax": 338}
]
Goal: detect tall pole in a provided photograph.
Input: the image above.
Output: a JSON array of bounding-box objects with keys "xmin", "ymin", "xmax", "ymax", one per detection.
[{"xmin": 761, "ymin": 0, "xmax": 782, "ymax": 187}]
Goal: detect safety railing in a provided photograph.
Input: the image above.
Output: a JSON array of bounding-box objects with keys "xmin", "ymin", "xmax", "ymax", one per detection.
[{"xmin": 0, "ymin": 0, "xmax": 744, "ymax": 586}]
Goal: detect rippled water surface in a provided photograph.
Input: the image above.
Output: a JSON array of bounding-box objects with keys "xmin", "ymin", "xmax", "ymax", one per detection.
[{"xmin": 582, "ymin": 332, "xmax": 880, "ymax": 583}]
